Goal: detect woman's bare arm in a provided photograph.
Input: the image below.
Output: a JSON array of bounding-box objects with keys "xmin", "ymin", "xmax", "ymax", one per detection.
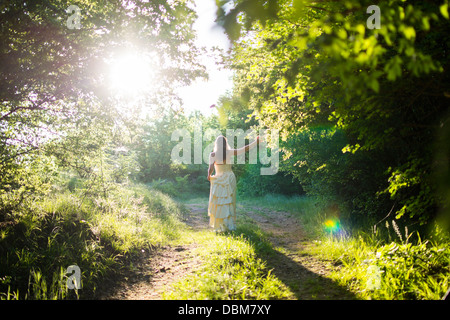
[{"xmin": 231, "ymin": 136, "xmax": 260, "ymax": 156}]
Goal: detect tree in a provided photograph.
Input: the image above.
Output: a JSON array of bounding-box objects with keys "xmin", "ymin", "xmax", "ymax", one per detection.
[
  {"xmin": 217, "ymin": 0, "xmax": 450, "ymax": 226},
  {"xmin": 1, "ymin": 0, "xmax": 206, "ymax": 205}
]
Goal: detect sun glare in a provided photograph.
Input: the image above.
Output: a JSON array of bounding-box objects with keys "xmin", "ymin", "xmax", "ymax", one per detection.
[
  {"xmin": 108, "ymin": 52, "xmax": 157, "ymax": 98},
  {"xmin": 324, "ymin": 219, "xmax": 340, "ymax": 233}
]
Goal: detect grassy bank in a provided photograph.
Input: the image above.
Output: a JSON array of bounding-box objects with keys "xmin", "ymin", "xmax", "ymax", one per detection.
[
  {"xmin": 0, "ymin": 183, "xmax": 188, "ymax": 300},
  {"xmin": 239, "ymin": 194, "xmax": 450, "ymax": 300},
  {"xmin": 308, "ymin": 231, "xmax": 449, "ymax": 300}
]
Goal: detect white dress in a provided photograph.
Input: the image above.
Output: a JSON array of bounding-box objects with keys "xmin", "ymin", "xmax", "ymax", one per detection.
[
  {"xmin": 207, "ymin": 141, "xmax": 257, "ymax": 232},
  {"xmin": 208, "ymin": 162, "xmax": 237, "ymax": 232}
]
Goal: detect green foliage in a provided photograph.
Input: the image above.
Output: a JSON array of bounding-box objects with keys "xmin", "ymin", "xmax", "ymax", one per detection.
[
  {"xmin": 237, "ymin": 163, "xmax": 303, "ymax": 197},
  {"xmin": 0, "ymin": 152, "xmax": 58, "ymax": 225},
  {"xmin": 274, "ymin": 126, "xmax": 393, "ymax": 226},
  {"xmin": 2, "ymin": 0, "xmax": 449, "ymax": 301},
  {"xmin": 0, "ymin": 0, "xmax": 206, "ymax": 226},
  {"xmin": 133, "ymin": 104, "xmax": 302, "ymax": 199},
  {"xmin": 135, "ymin": 109, "xmax": 190, "ymax": 182},
  {"xmin": 218, "ymin": 0, "xmax": 450, "ymax": 226},
  {"xmin": 381, "ymin": 158, "xmax": 437, "ymax": 224},
  {"xmin": 0, "ymin": 0, "xmax": 210, "ymax": 298},
  {"xmin": 371, "ymin": 238, "xmax": 449, "ymax": 299}
]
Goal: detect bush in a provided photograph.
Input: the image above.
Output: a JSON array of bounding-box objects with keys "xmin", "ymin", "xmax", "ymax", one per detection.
[
  {"xmin": 371, "ymin": 239, "xmax": 449, "ymax": 299},
  {"xmin": 237, "ymin": 163, "xmax": 304, "ymax": 198}
]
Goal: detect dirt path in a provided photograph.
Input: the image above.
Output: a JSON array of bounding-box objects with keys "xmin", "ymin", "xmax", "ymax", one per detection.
[
  {"xmin": 241, "ymin": 205, "xmax": 355, "ymax": 299},
  {"xmin": 99, "ymin": 202, "xmax": 355, "ymax": 300},
  {"xmin": 98, "ymin": 204, "xmax": 207, "ymax": 300},
  {"xmin": 100, "ymin": 244, "xmax": 202, "ymax": 299}
]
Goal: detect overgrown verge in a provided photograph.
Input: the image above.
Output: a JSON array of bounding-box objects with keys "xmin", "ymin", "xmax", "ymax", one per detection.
[
  {"xmin": 0, "ymin": 183, "xmax": 187, "ymax": 300},
  {"xmin": 241, "ymin": 194, "xmax": 450, "ymax": 300},
  {"xmin": 307, "ymin": 226, "xmax": 450, "ymax": 300}
]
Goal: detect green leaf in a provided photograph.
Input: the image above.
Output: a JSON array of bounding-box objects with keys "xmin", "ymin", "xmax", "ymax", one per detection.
[
  {"xmin": 422, "ymin": 17, "xmax": 430, "ymax": 30},
  {"xmin": 369, "ymin": 78, "xmax": 380, "ymax": 92},
  {"xmin": 385, "ymin": 56, "xmax": 402, "ymax": 81},
  {"xmin": 402, "ymin": 26, "xmax": 416, "ymax": 40},
  {"xmin": 440, "ymin": 3, "xmax": 449, "ymax": 19},
  {"xmin": 355, "ymin": 24, "xmax": 365, "ymax": 35},
  {"xmin": 336, "ymin": 28, "xmax": 347, "ymax": 40}
]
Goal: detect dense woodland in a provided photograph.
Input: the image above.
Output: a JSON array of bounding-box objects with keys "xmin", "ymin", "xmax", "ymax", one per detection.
[{"xmin": 0, "ymin": 0, "xmax": 449, "ymax": 300}]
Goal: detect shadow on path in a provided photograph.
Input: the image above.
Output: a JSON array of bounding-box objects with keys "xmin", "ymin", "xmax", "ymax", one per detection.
[
  {"xmin": 232, "ymin": 203, "xmax": 358, "ymax": 300},
  {"xmin": 97, "ymin": 202, "xmax": 357, "ymax": 300},
  {"xmin": 186, "ymin": 202, "xmax": 358, "ymax": 300},
  {"xmin": 238, "ymin": 227, "xmax": 357, "ymax": 300}
]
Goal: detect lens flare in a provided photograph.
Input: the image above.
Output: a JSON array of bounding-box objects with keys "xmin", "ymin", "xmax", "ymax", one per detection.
[{"xmin": 324, "ymin": 219, "xmax": 340, "ymax": 233}]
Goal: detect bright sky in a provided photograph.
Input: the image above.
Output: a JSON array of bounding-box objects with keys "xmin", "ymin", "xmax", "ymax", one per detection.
[{"xmin": 176, "ymin": 0, "xmax": 233, "ymax": 116}]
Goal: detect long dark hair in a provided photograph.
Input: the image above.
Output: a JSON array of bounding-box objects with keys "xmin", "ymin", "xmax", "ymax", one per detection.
[{"xmin": 214, "ymin": 135, "xmax": 228, "ymax": 163}]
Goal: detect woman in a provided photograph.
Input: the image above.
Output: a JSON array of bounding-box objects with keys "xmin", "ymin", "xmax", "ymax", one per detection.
[{"xmin": 207, "ymin": 135, "xmax": 261, "ymax": 232}]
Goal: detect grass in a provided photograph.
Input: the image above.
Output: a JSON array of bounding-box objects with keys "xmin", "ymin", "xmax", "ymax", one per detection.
[
  {"xmin": 0, "ymin": 183, "xmax": 189, "ymax": 300},
  {"xmin": 1, "ymin": 181, "xmax": 295, "ymax": 300},
  {"xmin": 244, "ymin": 194, "xmax": 450, "ymax": 300},
  {"xmin": 161, "ymin": 195, "xmax": 293, "ymax": 300},
  {"xmin": 162, "ymin": 233, "xmax": 292, "ymax": 300},
  {"xmin": 2, "ymin": 183, "xmax": 448, "ymax": 300},
  {"xmin": 191, "ymin": 193, "xmax": 450, "ymax": 300},
  {"xmin": 306, "ymin": 228, "xmax": 450, "ymax": 300}
]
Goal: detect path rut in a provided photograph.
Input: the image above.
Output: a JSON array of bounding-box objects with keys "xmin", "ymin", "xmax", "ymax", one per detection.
[
  {"xmin": 241, "ymin": 205, "xmax": 354, "ymax": 299},
  {"xmin": 98, "ymin": 202, "xmax": 355, "ymax": 300}
]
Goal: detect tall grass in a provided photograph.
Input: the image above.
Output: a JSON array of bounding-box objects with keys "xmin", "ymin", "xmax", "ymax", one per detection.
[
  {"xmin": 0, "ymin": 183, "xmax": 187, "ymax": 300},
  {"xmin": 243, "ymin": 194, "xmax": 450, "ymax": 300},
  {"xmin": 307, "ymin": 225, "xmax": 450, "ymax": 300}
]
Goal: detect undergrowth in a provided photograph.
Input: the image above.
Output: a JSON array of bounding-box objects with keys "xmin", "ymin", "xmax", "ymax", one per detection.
[
  {"xmin": 3, "ymin": 186, "xmax": 448, "ymax": 300},
  {"xmin": 0, "ymin": 183, "xmax": 187, "ymax": 300},
  {"xmin": 308, "ymin": 226, "xmax": 450, "ymax": 300}
]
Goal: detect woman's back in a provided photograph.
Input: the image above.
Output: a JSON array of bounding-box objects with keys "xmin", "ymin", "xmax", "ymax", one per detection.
[
  {"xmin": 207, "ymin": 135, "xmax": 260, "ymax": 232},
  {"xmin": 210, "ymin": 150, "xmax": 235, "ymax": 164},
  {"xmin": 214, "ymin": 162, "xmax": 232, "ymax": 175}
]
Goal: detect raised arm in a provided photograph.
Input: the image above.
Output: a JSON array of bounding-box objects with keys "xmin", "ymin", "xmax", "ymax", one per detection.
[{"xmin": 230, "ymin": 136, "xmax": 260, "ymax": 156}]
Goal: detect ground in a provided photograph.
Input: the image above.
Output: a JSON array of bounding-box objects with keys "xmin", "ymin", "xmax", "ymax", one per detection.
[{"xmin": 98, "ymin": 202, "xmax": 356, "ymax": 300}]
